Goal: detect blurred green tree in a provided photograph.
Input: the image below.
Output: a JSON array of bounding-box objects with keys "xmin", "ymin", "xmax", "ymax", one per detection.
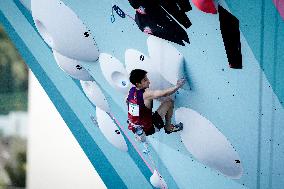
[{"xmin": 0, "ymin": 24, "xmax": 28, "ymax": 114}]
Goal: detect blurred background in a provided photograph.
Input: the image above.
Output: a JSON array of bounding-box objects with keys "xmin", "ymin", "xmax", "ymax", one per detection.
[
  {"xmin": 0, "ymin": 23, "xmax": 106, "ymax": 189},
  {"xmin": 0, "ymin": 24, "xmax": 28, "ymax": 188}
]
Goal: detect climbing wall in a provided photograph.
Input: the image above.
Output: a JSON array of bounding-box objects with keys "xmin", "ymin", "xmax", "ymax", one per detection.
[{"xmin": 1, "ymin": 0, "xmax": 284, "ymax": 188}]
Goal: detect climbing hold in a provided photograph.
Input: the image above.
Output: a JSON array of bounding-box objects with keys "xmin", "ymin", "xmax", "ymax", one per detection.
[
  {"xmin": 96, "ymin": 108, "xmax": 128, "ymax": 152},
  {"xmin": 32, "ymin": 0, "xmax": 99, "ymax": 61},
  {"xmin": 192, "ymin": 0, "xmax": 217, "ymax": 14},
  {"xmin": 80, "ymin": 80, "xmax": 110, "ymax": 112},
  {"xmin": 219, "ymin": 5, "xmax": 242, "ymax": 69},
  {"xmin": 150, "ymin": 170, "xmax": 168, "ymax": 189},
  {"xmin": 99, "ymin": 53, "xmax": 130, "ymax": 94},
  {"xmin": 175, "ymin": 107, "xmax": 243, "ymax": 178},
  {"xmin": 53, "ymin": 50, "xmax": 94, "ymax": 81}
]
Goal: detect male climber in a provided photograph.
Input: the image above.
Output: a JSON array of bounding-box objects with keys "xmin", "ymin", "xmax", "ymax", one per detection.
[{"xmin": 126, "ymin": 69, "xmax": 185, "ymax": 140}]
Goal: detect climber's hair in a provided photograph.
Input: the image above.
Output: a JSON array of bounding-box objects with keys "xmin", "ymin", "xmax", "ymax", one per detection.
[{"xmin": 129, "ymin": 69, "xmax": 148, "ymax": 86}]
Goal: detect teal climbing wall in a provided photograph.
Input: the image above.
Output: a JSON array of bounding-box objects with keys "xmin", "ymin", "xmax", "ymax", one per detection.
[{"xmin": 1, "ymin": 0, "xmax": 283, "ymax": 188}]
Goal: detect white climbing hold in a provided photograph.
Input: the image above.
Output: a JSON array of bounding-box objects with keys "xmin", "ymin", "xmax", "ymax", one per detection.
[
  {"xmin": 125, "ymin": 49, "xmax": 172, "ymax": 91},
  {"xmin": 80, "ymin": 80, "xmax": 110, "ymax": 113},
  {"xmin": 99, "ymin": 53, "xmax": 130, "ymax": 94},
  {"xmin": 96, "ymin": 107, "xmax": 128, "ymax": 152},
  {"xmin": 31, "ymin": 0, "xmax": 99, "ymax": 61},
  {"xmin": 175, "ymin": 107, "xmax": 243, "ymax": 179},
  {"xmin": 150, "ymin": 170, "xmax": 168, "ymax": 189},
  {"xmin": 53, "ymin": 50, "xmax": 94, "ymax": 81},
  {"xmin": 147, "ymin": 36, "xmax": 185, "ymax": 86}
]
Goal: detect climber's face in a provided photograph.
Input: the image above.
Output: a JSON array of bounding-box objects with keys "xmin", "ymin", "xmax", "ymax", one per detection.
[{"xmin": 136, "ymin": 75, "xmax": 150, "ymax": 89}]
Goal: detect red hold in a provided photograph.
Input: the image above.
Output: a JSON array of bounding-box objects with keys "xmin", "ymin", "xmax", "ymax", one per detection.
[{"xmin": 192, "ymin": 0, "xmax": 217, "ymax": 14}]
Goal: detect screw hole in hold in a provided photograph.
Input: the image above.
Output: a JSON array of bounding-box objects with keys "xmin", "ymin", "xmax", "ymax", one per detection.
[
  {"xmin": 115, "ymin": 130, "xmax": 120, "ymax": 134},
  {"xmin": 76, "ymin": 65, "xmax": 83, "ymax": 70},
  {"xmin": 235, "ymin": 160, "xmax": 240, "ymax": 163},
  {"xmin": 222, "ymin": 68, "xmax": 224, "ymax": 71},
  {"xmin": 84, "ymin": 31, "xmax": 90, "ymax": 37},
  {"xmin": 140, "ymin": 55, "xmax": 144, "ymax": 61},
  {"xmin": 122, "ymin": 81, "xmax": 127, "ymax": 86}
]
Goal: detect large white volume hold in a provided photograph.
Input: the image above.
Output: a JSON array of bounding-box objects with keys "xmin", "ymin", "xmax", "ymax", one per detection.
[
  {"xmin": 147, "ymin": 36, "xmax": 185, "ymax": 86},
  {"xmin": 175, "ymin": 107, "xmax": 243, "ymax": 179},
  {"xmin": 99, "ymin": 53, "xmax": 130, "ymax": 94},
  {"xmin": 80, "ymin": 81, "xmax": 110, "ymax": 113},
  {"xmin": 150, "ymin": 170, "xmax": 168, "ymax": 189},
  {"xmin": 53, "ymin": 50, "xmax": 94, "ymax": 81},
  {"xmin": 31, "ymin": 0, "xmax": 99, "ymax": 62},
  {"xmin": 96, "ymin": 107, "xmax": 128, "ymax": 152},
  {"xmin": 125, "ymin": 49, "xmax": 172, "ymax": 91}
]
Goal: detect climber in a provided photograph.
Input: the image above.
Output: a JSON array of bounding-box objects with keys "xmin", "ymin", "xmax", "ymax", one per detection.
[{"xmin": 126, "ymin": 69, "xmax": 184, "ymax": 141}]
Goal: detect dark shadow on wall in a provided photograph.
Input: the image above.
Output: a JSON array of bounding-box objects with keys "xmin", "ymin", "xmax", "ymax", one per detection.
[{"xmin": 128, "ymin": 0, "xmax": 192, "ymax": 46}]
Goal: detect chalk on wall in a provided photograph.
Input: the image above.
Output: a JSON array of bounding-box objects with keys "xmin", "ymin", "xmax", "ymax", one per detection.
[
  {"xmin": 31, "ymin": 0, "xmax": 99, "ymax": 62},
  {"xmin": 218, "ymin": 5, "xmax": 242, "ymax": 69}
]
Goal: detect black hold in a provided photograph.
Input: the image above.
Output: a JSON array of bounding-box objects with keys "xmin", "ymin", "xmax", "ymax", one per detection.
[
  {"xmin": 115, "ymin": 130, "xmax": 121, "ymax": 134},
  {"xmin": 177, "ymin": 91, "xmax": 179, "ymax": 95},
  {"xmin": 218, "ymin": 5, "xmax": 242, "ymax": 69},
  {"xmin": 222, "ymin": 68, "xmax": 224, "ymax": 71},
  {"xmin": 235, "ymin": 160, "xmax": 240, "ymax": 163},
  {"xmin": 233, "ymin": 94, "xmax": 235, "ymax": 96},
  {"xmin": 227, "ymin": 81, "xmax": 230, "ymax": 84},
  {"xmin": 140, "ymin": 55, "xmax": 144, "ymax": 61},
  {"xmin": 217, "ymin": 97, "xmax": 220, "ymax": 100},
  {"xmin": 121, "ymin": 30, "xmax": 124, "ymax": 32},
  {"xmin": 76, "ymin": 65, "xmax": 83, "ymax": 70},
  {"xmin": 84, "ymin": 31, "xmax": 90, "ymax": 37}
]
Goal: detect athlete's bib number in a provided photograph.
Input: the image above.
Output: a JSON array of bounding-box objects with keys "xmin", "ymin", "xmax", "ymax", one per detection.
[{"xmin": 128, "ymin": 103, "xmax": 139, "ymax": 116}]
